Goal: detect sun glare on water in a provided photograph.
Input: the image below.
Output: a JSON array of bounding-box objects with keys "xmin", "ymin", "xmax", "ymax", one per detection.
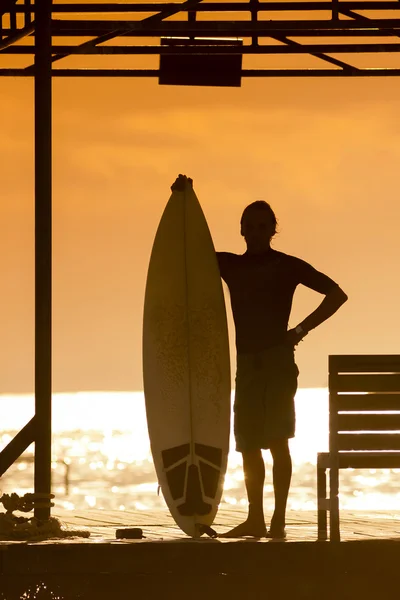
[{"xmin": 1, "ymin": 389, "xmax": 400, "ymax": 511}]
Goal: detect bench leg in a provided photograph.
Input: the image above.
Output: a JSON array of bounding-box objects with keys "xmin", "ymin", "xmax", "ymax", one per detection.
[
  {"xmin": 329, "ymin": 462, "xmax": 340, "ymax": 542},
  {"xmin": 317, "ymin": 462, "xmax": 327, "ymax": 541}
]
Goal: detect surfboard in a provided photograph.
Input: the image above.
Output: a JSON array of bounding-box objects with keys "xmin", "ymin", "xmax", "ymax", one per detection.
[{"xmin": 142, "ymin": 181, "xmax": 231, "ymax": 538}]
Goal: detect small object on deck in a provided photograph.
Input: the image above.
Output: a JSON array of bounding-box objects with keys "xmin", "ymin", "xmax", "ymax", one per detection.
[
  {"xmin": 116, "ymin": 527, "xmax": 144, "ymax": 539},
  {"xmin": 197, "ymin": 524, "xmax": 218, "ymax": 538}
]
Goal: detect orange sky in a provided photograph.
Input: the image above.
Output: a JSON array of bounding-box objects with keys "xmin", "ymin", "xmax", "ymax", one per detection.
[{"xmin": 1, "ymin": 63, "xmax": 400, "ymax": 392}]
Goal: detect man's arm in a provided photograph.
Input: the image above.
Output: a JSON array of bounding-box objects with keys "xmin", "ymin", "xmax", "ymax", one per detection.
[
  {"xmin": 288, "ymin": 285, "xmax": 348, "ymax": 346},
  {"xmin": 299, "ymin": 285, "xmax": 348, "ymax": 334},
  {"xmin": 287, "ymin": 257, "xmax": 348, "ymax": 346}
]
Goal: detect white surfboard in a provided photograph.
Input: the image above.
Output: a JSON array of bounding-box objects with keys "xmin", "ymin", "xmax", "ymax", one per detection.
[{"xmin": 143, "ymin": 182, "xmax": 231, "ymax": 537}]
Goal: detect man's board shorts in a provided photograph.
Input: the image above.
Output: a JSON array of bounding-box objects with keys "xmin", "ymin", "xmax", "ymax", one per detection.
[{"xmin": 234, "ymin": 344, "xmax": 299, "ymax": 452}]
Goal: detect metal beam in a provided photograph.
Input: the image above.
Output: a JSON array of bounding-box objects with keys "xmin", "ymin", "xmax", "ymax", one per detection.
[
  {"xmin": 34, "ymin": 0, "xmax": 52, "ymax": 522},
  {"xmin": 51, "ymin": 18, "xmax": 400, "ymax": 33},
  {"xmin": 0, "ymin": 417, "xmax": 36, "ymax": 477},
  {"xmin": 3, "ymin": 67, "xmax": 400, "ymax": 76},
  {"xmin": 0, "ymin": 0, "xmax": 18, "ymax": 18},
  {"xmin": 269, "ymin": 34, "xmax": 354, "ymax": 70},
  {"xmin": 340, "ymin": 7, "xmax": 400, "ymax": 42},
  {"xmin": 5, "ymin": 42, "xmax": 400, "ymax": 54},
  {"xmin": 8, "ymin": 1, "xmax": 400, "ymax": 12},
  {"xmin": 38, "ymin": 20, "xmax": 400, "ymax": 40},
  {"xmin": 10, "ymin": 28, "xmax": 397, "ymax": 38},
  {"xmin": 25, "ymin": 0, "xmax": 207, "ymax": 74},
  {"xmin": 0, "ymin": 23, "xmax": 34, "ymax": 50}
]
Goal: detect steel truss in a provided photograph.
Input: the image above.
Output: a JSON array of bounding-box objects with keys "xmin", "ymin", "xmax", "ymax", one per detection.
[
  {"xmin": 1, "ymin": 0, "xmax": 400, "ymax": 524},
  {"xmin": 2, "ymin": 1, "xmax": 400, "ymax": 77}
]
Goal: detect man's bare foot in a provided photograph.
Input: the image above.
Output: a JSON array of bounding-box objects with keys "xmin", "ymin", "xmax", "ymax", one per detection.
[
  {"xmin": 266, "ymin": 526, "xmax": 286, "ymax": 540},
  {"xmin": 218, "ymin": 519, "xmax": 266, "ymax": 538}
]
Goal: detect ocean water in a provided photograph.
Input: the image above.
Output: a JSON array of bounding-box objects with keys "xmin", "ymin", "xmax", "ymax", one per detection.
[{"xmin": 1, "ymin": 389, "xmax": 400, "ymax": 512}]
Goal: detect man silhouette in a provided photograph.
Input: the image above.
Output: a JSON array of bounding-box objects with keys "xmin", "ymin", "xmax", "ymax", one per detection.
[{"xmin": 171, "ymin": 174, "xmax": 348, "ymax": 538}]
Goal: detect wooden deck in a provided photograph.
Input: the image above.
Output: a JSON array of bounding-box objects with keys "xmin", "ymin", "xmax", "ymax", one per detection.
[
  {"xmin": 1, "ymin": 508, "xmax": 400, "ymax": 600},
  {"xmin": 3, "ymin": 506, "xmax": 400, "ymax": 542},
  {"xmin": 16, "ymin": 506, "xmax": 398, "ymax": 542}
]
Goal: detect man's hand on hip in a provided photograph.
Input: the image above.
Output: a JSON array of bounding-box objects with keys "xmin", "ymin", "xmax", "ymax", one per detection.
[{"xmin": 286, "ymin": 328, "xmax": 307, "ymax": 348}]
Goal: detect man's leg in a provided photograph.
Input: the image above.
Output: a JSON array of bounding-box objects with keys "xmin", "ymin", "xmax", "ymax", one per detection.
[
  {"xmin": 243, "ymin": 449, "xmax": 266, "ymax": 525},
  {"xmin": 269, "ymin": 438, "xmax": 292, "ymax": 534},
  {"xmin": 219, "ymin": 449, "xmax": 267, "ymax": 537}
]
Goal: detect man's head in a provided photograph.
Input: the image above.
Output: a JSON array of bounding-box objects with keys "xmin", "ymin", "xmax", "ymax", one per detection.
[{"xmin": 240, "ymin": 201, "xmax": 278, "ymax": 253}]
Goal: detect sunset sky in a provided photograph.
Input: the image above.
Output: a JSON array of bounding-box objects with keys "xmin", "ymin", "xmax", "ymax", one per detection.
[{"xmin": 1, "ymin": 18, "xmax": 400, "ymax": 393}]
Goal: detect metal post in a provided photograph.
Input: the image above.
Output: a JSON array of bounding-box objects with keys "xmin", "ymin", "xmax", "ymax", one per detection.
[
  {"xmin": 328, "ymin": 358, "xmax": 340, "ymax": 541},
  {"xmin": 34, "ymin": 0, "xmax": 52, "ymax": 521}
]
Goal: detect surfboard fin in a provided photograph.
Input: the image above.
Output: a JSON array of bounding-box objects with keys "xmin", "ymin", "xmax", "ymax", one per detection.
[{"xmin": 197, "ymin": 524, "xmax": 218, "ymax": 538}]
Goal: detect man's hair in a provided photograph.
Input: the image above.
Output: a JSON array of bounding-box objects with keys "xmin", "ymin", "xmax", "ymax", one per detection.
[{"xmin": 240, "ymin": 200, "xmax": 278, "ymax": 239}]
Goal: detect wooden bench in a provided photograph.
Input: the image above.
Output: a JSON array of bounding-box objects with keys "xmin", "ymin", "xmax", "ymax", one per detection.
[{"xmin": 317, "ymin": 355, "xmax": 400, "ymax": 541}]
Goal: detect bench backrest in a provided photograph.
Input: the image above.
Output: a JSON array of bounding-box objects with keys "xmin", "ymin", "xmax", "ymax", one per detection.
[{"xmin": 329, "ymin": 355, "xmax": 400, "ymax": 453}]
